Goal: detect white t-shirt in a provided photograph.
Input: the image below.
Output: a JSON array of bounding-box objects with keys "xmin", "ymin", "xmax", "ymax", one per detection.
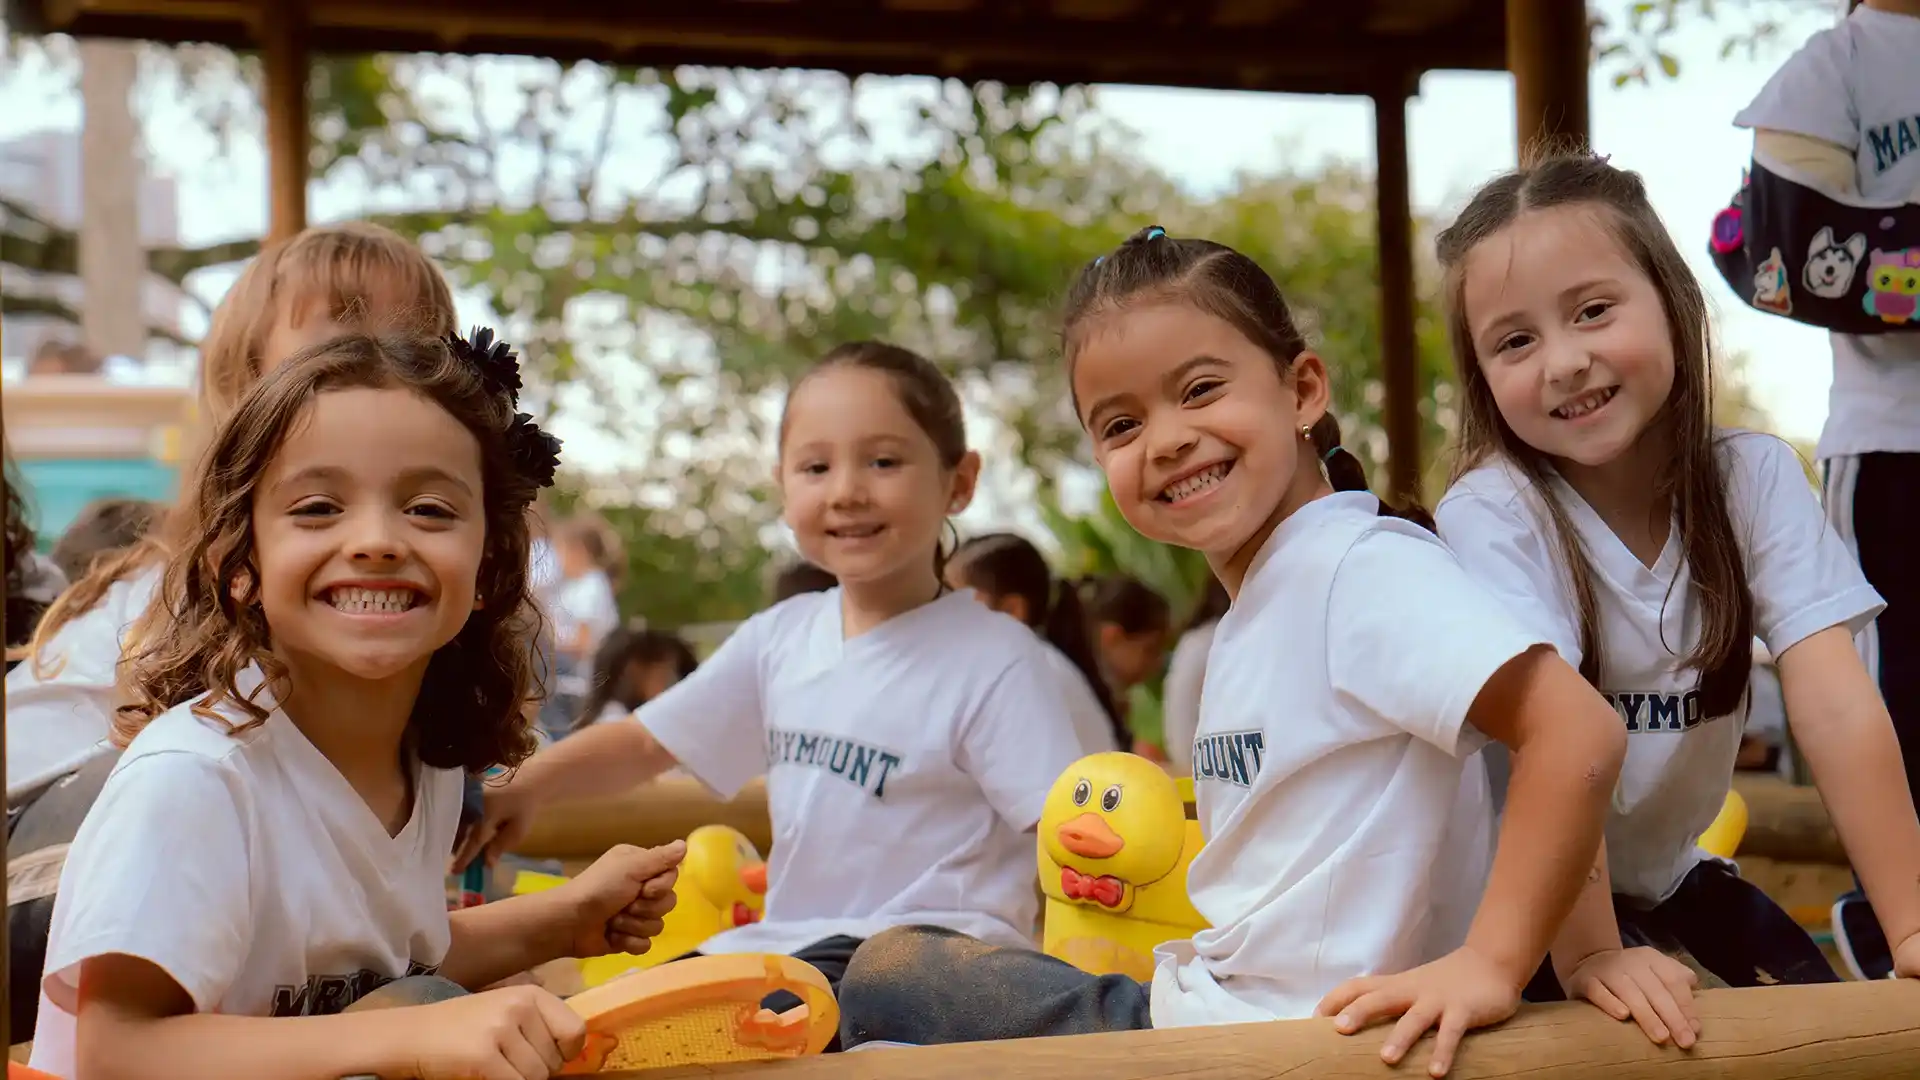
[
  {"xmin": 1149, "ymin": 493, "xmax": 1543, "ymax": 1027},
  {"xmin": 1733, "ymin": 4, "xmax": 1920, "ymax": 460},
  {"xmin": 1161, "ymin": 621, "xmax": 1218, "ymax": 777},
  {"xmin": 30, "ymin": 669, "xmax": 463, "ymax": 1078},
  {"xmin": 639, "ymin": 587, "xmax": 1084, "ymax": 954},
  {"xmin": 551, "ymin": 572, "xmax": 618, "ymax": 649},
  {"xmin": 1040, "ymin": 644, "xmax": 1121, "ymax": 757},
  {"xmin": 5, "ymin": 564, "xmax": 161, "ymax": 801},
  {"xmin": 1436, "ymin": 431, "xmax": 1882, "ymax": 902}
]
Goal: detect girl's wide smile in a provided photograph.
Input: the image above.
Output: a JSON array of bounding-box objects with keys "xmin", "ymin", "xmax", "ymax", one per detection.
[
  {"xmin": 320, "ymin": 582, "xmax": 428, "ymax": 617},
  {"xmin": 1158, "ymin": 460, "xmax": 1235, "ymax": 505}
]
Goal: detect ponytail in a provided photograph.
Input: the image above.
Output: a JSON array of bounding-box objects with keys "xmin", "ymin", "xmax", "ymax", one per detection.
[{"xmin": 1305, "ymin": 414, "xmax": 1434, "ymax": 532}]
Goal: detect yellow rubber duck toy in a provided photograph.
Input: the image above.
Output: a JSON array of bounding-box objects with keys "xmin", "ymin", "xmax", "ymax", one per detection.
[
  {"xmin": 1038, "ymin": 752, "xmax": 1207, "ymax": 980},
  {"xmin": 577, "ymin": 824, "xmax": 770, "ymax": 987},
  {"xmin": 1698, "ymin": 789, "xmax": 1748, "ymax": 860}
]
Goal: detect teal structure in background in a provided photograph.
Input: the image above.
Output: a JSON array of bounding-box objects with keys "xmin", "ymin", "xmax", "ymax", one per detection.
[{"xmin": 17, "ymin": 458, "xmax": 178, "ymax": 550}]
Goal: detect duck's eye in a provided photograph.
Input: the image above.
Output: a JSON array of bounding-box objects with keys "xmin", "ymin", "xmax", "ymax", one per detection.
[
  {"xmin": 1072, "ymin": 779, "xmax": 1091, "ymax": 807},
  {"xmin": 1101, "ymin": 785, "xmax": 1123, "ymax": 813}
]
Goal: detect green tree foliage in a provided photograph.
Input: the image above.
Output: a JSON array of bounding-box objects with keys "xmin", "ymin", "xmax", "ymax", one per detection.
[{"xmin": 1, "ymin": 12, "xmax": 1793, "ymax": 625}]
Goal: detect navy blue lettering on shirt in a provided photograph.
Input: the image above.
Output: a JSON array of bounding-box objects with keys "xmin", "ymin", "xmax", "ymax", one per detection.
[
  {"xmin": 1192, "ymin": 729, "xmax": 1268, "ymax": 789},
  {"xmin": 1603, "ymin": 689, "xmax": 1711, "ymax": 734},
  {"xmin": 765, "ymin": 728, "xmax": 904, "ymax": 799},
  {"xmin": 1865, "ymin": 113, "xmax": 1920, "ymax": 176},
  {"xmin": 269, "ymin": 960, "xmax": 438, "ymax": 1016}
]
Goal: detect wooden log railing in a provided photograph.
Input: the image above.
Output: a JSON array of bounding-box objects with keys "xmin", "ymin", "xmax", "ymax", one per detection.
[
  {"xmin": 1733, "ymin": 774, "xmax": 1844, "ymax": 866},
  {"xmin": 607, "ymin": 981, "xmax": 1920, "ymax": 1080},
  {"xmin": 514, "ymin": 776, "xmax": 773, "ymax": 862},
  {"xmin": 516, "ymin": 774, "xmax": 1837, "ymax": 871}
]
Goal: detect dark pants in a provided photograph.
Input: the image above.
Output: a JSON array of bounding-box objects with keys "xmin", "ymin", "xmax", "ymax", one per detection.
[
  {"xmin": 677, "ymin": 934, "xmax": 865, "ymax": 1052},
  {"xmin": 1841, "ymin": 453, "xmax": 1920, "ymax": 810},
  {"xmin": 1827, "ymin": 454, "xmax": 1920, "ymax": 965},
  {"xmin": 1522, "ymin": 859, "xmax": 1838, "ymax": 1001},
  {"xmin": 7, "ymin": 750, "xmax": 121, "ymax": 1039},
  {"xmin": 836, "ymin": 925, "xmax": 1152, "ymax": 1049}
]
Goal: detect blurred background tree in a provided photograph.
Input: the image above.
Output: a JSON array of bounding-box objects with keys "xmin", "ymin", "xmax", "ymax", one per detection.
[{"xmin": 1, "ymin": 0, "xmax": 1809, "ymax": 640}]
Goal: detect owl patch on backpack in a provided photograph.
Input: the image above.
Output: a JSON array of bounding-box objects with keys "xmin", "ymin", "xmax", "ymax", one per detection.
[
  {"xmin": 1803, "ymin": 227, "xmax": 1868, "ymax": 300},
  {"xmin": 1754, "ymin": 248, "xmax": 1792, "ymax": 315}
]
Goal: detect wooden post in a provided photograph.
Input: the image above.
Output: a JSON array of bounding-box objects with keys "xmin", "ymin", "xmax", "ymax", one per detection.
[
  {"xmin": 261, "ymin": 0, "xmax": 310, "ymax": 242},
  {"xmin": 78, "ymin": 38, "xmax": 147, "ymax": 362},
  {"xmin": 1372, "ymin": 86, "xmax": 1420, "ymax": 504},
  {"xmin": 1507, "ymin": 0, "xmax": 1591, "ymax": 158}
]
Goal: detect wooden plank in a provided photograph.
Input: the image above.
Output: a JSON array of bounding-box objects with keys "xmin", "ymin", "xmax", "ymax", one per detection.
[
  {"xmin": 512, "ymin": 776, "xmax": 773, "ymax": 861},
  {"xmin": 612, "ymin": 980, "xmax": 1920, "ymax": 1080}
]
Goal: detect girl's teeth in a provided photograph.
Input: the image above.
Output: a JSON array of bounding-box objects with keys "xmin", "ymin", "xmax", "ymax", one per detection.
[
  {"xmin": 330, "ymin": 587, "xmax": 415, "ymax": 613},
  {"xmin": 1165, "ymin": 464, "xmax": 1227, "ymax": 501},
  {"xmin": 1558, "ymin": 387, "xmax": 1616, "ymax": 419}
]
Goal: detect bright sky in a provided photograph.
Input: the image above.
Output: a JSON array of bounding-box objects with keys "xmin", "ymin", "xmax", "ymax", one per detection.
[{"xmin": 1, "ymin": 5, "xmax": 1845, "ymax": 454}]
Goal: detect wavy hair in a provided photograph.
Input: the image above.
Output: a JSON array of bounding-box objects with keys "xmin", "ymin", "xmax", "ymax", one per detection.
[{"xmin": 117, "ymin": 333, "xmax": 551, "ymax": 773}]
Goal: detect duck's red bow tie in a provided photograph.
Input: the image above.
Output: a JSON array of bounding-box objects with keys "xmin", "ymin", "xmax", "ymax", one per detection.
[{"xmin": 1061, "ymin": 866, "xmax": 1125, "ymax": 908}]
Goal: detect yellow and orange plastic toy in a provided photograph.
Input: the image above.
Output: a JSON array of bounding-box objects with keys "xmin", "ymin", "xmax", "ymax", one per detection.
[
  {"xmin": 1038, "ymin": 753, "xmax": 1207, "ymax": 980},
  {"xmin": 559, "ymin": 953, "xmax": 837, "ymax": 1072}
]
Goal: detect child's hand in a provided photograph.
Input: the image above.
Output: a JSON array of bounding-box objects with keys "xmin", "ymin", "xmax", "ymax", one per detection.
[
  {"xmin": 560, "ymin": 840, "xmax": 686, "ymax": 959},
  {"xmin": 1894, "ymin": 929, "xmax": 1920, "ymax": 979},
  {"xmin": 454, "ymin": 787, "xmax": 538, "ymax": 871},
  {"xmin": 410, "ymin": 985, "xmax": 586, "ymax": 1079},
  {"xmin": 1314, "ymin": 946, "xmax": 1522, "ymax": 1078},
  {"xmin": 1561, "ymin": 946, "xmax": 1699, "ymax": 1048}
]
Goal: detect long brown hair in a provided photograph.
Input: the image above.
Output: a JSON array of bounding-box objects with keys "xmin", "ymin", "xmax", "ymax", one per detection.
[
  {"xmin": 118, "ymin": 333, "xmax": 556, "ymax": 773},
  {"xmin": 28, "ymin": 222, "xmax": 457, "ymax": 663},
  {"xmin": 1435, "ymin": 153, "xmax": 1752, "ymax": 718},
  {"xmin": 1061, "ymin": 226, "xmax": 1430, "ymax": 528}
]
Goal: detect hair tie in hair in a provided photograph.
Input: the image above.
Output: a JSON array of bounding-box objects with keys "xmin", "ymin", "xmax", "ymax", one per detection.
[
  {"xmin": 1145, "ymin": 226, "xmax": 1166, "ymax": 240},
  {"xmin": 1323, "ymin": 444, "xmax": 1344, "ymax": 463},
  {"xmin": 447, "ymin": 327, "xmax": 524, "ymax": 404}
]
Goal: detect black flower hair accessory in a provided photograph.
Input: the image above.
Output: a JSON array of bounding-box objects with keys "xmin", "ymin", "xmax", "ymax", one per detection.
[
  {"xmin": 448, "ymin": 326, "xmax": 523, "ymax": 403},
  {"xmin": 509, "ymin": 413, "xmax": 563, "ymax": 491}
]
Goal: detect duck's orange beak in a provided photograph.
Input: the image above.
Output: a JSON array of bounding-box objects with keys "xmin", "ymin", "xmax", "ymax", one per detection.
[
  {"xmin": 740, "ymin": 862, "xmax": 768, "ymax": 895},
  {"xmin": 1056, "ymin": 812, "xmax": 1125, "ymax": 860}
]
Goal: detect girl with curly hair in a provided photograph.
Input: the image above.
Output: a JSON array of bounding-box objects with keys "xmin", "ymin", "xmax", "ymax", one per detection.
[{"xmin": 29, "ymin": 331, "xmax": 683, "ymax": 1080}]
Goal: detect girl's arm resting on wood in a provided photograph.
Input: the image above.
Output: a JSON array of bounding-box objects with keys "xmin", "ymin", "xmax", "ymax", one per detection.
[
  {"xmin": 441, "ymin": 890, "xmax": 574, "ymax": 991},
  {"xmin": 1463, "ymin": 646, "xmax": 1627, "ymax": 989},
  {"xmin": 502, "ymin": 718, "xmax": 679, "ymax": 807},
  {"xmin": 75, "ymin": 954, "xmax": 423, "ymax": 1080},
  {"xmin": 1780, "ymin": 626, "xmax": 1920, "ymax": 947},
  {"xmin": 1547, "ymin": 841, "xmax": 1624, "ymax": 982}
]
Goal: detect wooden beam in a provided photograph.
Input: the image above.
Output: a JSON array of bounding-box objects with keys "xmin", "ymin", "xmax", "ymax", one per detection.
[
  {"xmin": 614, "ymin": 980, "xmax": 1920, "ymax": 1080},
  {"xmin": 9, "ymin": 0, "xmax": 1509, "ymax": 96},
  {"xmin": 513, "ymin": 778, "xmax": 773, "ymax": 862},
  {"xmin": 260, "ymin": 0, "xmax": 310, "ymax": 243},
  {"xmin": 1506, "ymin": 0, "xmax": 1591, "ymax": 158},
  {"xmin": 1372, "ymin": 85, "xmax": 1420, "ymax": 503}
]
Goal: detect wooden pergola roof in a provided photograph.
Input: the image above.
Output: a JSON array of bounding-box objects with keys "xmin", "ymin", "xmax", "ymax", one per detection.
[{"xmin": 10, "ymin": 0, "xmax": 1507, "ymax": 97}]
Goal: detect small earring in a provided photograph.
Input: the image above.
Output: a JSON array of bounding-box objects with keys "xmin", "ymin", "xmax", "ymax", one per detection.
[{"xmin": 1299, "ymin": 424, "xmax": 1312, "ymax": 440}]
